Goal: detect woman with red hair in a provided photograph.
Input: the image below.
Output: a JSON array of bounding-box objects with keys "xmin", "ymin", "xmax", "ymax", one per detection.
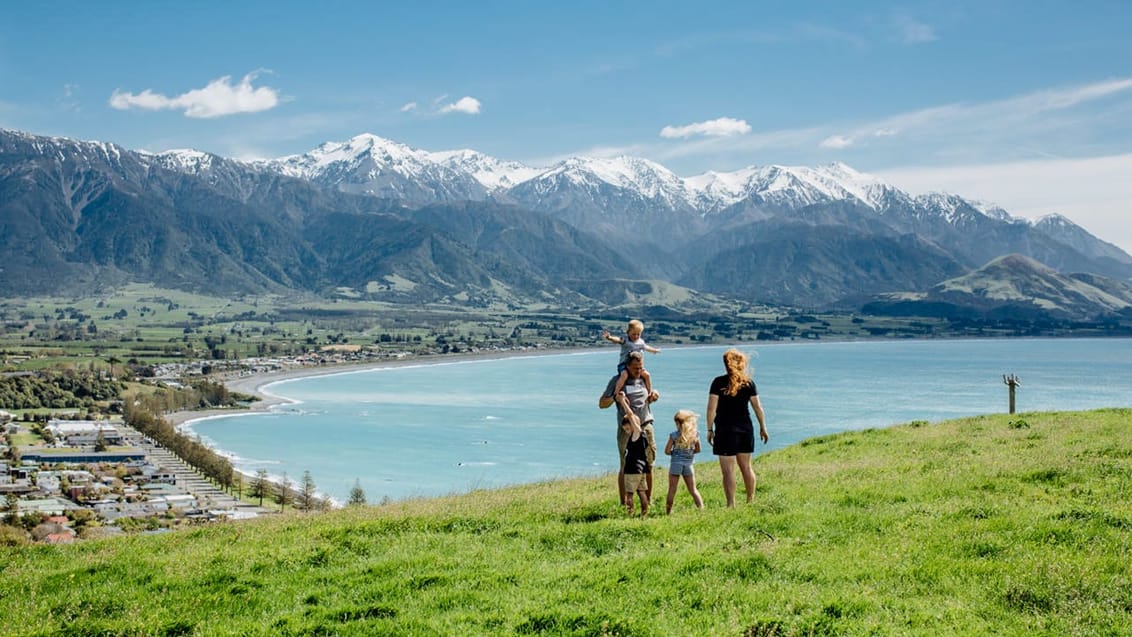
[{"xmin": 705, "ymin": 348, "xmax": 769, "ymax": 507}]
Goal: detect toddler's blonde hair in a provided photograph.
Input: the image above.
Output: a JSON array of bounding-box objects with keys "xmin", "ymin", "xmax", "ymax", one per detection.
[{"xmin": 673, "ymin": 409, "xmax": 698, "ymax": 448}]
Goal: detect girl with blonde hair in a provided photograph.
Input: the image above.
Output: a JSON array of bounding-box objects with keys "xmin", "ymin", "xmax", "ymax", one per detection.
[
  {"xmin": 664, "ymin": 409, "xmax": 704, "ymax": 514},
  {"xmin": 705, "ymin": 348, "xmax": 769, "ymax": 507}
]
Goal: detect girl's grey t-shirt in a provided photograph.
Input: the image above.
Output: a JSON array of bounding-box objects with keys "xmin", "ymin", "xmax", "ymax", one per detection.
[{"xmin": 618, "ymin": 336, "xmax": 648, "ymax": 366}]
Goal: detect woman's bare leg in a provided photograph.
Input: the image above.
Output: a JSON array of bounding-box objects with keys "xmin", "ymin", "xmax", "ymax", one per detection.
[
  {"xmin": 736, "ymin": 452, "xmax": 756, "ymax": 503},
  {"xmin": 719, "ymin": 456, "xmax": 737, "ymax": 507}
]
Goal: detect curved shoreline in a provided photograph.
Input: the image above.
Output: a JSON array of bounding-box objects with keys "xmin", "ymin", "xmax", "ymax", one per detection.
[{"xmin": 165, "ymin": 346, "xmax": 607, "ymax": 427}]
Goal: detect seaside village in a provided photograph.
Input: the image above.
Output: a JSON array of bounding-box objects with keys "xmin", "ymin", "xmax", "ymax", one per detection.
[
  {"xmin": 1, "ymin": 412, "xmax": 263, "ymax": 543},
  {"xmin": 1, "ymin": 347, "xmax": 551, "ymax": 545}
]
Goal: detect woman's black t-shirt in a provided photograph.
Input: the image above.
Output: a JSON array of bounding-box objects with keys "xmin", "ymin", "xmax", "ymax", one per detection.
[{"xmin": 709, "ymin": 375, "xmax": 758, "ymax": 434}]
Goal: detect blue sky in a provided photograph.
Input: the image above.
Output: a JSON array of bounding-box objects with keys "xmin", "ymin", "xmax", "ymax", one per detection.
[{"xmin": 3, "ymin": 1, "xmax": 1131, "ymax": 252}]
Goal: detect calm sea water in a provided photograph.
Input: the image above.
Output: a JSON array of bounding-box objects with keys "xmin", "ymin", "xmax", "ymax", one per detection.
[{"xmin": 186, "ymin": 338, "xmax": 1132, "ymax": 504}]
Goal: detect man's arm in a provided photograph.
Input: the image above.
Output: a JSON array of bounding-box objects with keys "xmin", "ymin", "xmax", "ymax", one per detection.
[{"xmin": 598, "ymin": 373, "xmax": 620, "ymax": 409}]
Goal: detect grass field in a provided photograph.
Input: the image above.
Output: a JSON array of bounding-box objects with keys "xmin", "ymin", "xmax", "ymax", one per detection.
[{"xmin": 2, "ymin": 408, "xmax": 1130, "ymax": 636}]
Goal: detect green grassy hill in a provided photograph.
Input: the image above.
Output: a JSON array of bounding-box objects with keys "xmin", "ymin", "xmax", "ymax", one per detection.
[{"xmin": 3, "ymin": 409, "xmax": 1130, "ymax": 636}]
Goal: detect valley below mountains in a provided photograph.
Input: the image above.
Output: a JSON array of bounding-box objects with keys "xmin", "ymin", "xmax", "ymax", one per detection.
[{"xmin": 3, "ymin": 128, "xmax": 1132, "ymax": 322}]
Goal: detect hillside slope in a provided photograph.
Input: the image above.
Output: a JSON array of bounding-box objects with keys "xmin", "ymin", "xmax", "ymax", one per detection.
[
  {"xmin": 3, "ymin": 409, "xmax": 1130, "ymax": 636},
  {"xmin": 864, "ymin": 254, "xmax": 1132, "ymax": 320}
]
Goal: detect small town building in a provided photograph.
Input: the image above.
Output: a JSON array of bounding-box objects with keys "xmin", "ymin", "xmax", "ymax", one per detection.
[{"xmin": 16, "ymin": 497, "xmax": 78, "ymax": 517}]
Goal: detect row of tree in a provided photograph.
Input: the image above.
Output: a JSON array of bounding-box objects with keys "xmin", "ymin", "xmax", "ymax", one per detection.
[
  {"xmin": 124, "ymin": 398, "xmax": 236, "ymax": 493},
  {"xmin": 246, "ymin": 469, "xmax": 346, "ymax": 511},
  {"xmin": 127, "ymin": 382, "xmax": 355, "ymax": 511}
]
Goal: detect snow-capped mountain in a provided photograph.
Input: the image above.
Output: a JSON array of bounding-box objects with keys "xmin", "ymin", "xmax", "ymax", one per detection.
[
  {"xmin": 525, "ymin": 155, "xmax": 693, "ymax": 206},
  {"xmin": 258, "ymin": 135, "xmax": 919, "ymax": 218},
  {"xmin": 686, "ymin": 163, "xmax": 908, "ymax": 214},
  {"xmin": 146, "ymin": 148, "xmax": 218, "ymax": 173},
  {"xmin": 242, "ymin": 133, "xmax": 1132, "ymax": 283},
  {"xmin": 260, "ymin": 133, "xmax": 489, "ymax": 202},
  {"xmin": 427, "ymin": 148, "xmax": 541, "ymax": 192},
  {"xmin": 1031, "ymin": 213, "xmax": 1132, "ymax": 265},
  {"xmin": 8, "ymin": 126, "xmax": 1130, "ymax": 311},
  {"xmin": 912, "ymin": 192, "xmax": 996, "ymax": 226},
  {"xmin": 504, "ymin": 155, "xmax": 701, "ymax": 244}
]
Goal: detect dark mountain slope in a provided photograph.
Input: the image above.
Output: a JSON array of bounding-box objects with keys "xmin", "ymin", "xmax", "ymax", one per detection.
[
  {"xmin": 863, "ymin": 254, "xmax": 1132, "ymax": 321},
  {"xmin": 681, "ymin": 222, "xmax": 966, "ymax": 308}
]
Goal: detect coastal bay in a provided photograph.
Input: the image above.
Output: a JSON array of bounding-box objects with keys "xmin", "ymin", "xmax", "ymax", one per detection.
[{"xmin": 182, "ymin": 338, "xmax": 1132, "ymax": 503}]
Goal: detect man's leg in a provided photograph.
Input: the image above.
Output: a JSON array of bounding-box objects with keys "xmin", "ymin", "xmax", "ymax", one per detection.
[
  {"xmin": 617, "ymin": 424, "xmax": 629, "ymax": 505},
  {"xmin": 643, "ymin": 424, "xmax": 656, "ymax": 501}
]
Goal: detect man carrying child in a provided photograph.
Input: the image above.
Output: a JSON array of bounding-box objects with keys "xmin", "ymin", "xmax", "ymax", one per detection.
[{"xmin": 599, "ymin": 351, "xmax": 659, "ymax": 505}]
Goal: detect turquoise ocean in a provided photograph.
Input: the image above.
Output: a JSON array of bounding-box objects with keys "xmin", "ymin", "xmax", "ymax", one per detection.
[{"xmin": 186, "ymin": 338, "xmax": 1132, "ymax": 504}]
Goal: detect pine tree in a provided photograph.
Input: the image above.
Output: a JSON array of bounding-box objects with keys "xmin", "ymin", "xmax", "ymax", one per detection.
[
  {"xmin": 4, "ymin": 493, "xmax": 19, "ymax": 526},
  {"xmin": 297, "ymin": 470, "xmax": 318, "ymax": 511},
  {"xmin": 249, "ymin": 469, "xmax": 270, "ymax": 506},
  {"xmin": 348, "ymin": 479, "xmax": 367, "ymax": 506},
  {"xmin": 276, "ymin": 471, "xmax": 292, "ymax": 511}
]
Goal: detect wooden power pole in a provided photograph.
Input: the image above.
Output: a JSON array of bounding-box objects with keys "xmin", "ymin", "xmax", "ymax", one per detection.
[{"xmin": 1003, "ymin": 374, "xmax": 1021, "ymax": 414}]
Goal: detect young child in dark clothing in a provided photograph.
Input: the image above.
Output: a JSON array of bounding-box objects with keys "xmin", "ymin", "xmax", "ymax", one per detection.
[{"xmin": 621, "ymin": 413, "xmax": 651, "ymax": 516}]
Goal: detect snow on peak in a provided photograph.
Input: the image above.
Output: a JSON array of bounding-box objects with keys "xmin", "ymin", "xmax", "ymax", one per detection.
[
  {"xmin": 541, "ymin": 155, "xmax": 688, "ymax": 198},
  {"xmin": 267, "ymin": 132, "xmax": 428, "ymax": 179},
  {"xmin": 150, "ymin": 148, "xmax": 216, "ymax": 172},
  {"xmin": 1034, "ymin": 212, "xmax": 1074, "ymax": 227},
  {"xmin": 684, "ymin": 162, "xmax": 895, "ymax": 211},
  {"xmin": 684, "ymin": 166, "xmax": 764, "ymax": 200},
  {"xmin": 782, "ymin": 162, "xmax": 892, "ymax": 208},
  {"xmin": 913, "ymin": 193, "xmax": 1019, "ymax": 224},
  {"xmin": 914, "ymin": 192, "xmax": 980, "ymax": 222},
  {"xmin": 428, "ymin": 148, "xmax": 541, "ymax": 191},
  {"xmin": 968, "ymin": 199, "xmax": 1014, "ymax": 222},
  {"xmin": 519, "ymin": 154, "xmax": 699, "ymax": 209}
]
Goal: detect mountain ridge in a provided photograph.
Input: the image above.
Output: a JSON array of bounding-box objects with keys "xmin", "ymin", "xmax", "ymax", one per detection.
[{"xmin": 3, "ymin": 127, "xmax": 1131, "ymax": 319}]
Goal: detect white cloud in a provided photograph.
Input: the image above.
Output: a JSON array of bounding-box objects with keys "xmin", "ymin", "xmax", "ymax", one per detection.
[
  {"xmin": 551, "ymin": 77, "xmax": 1132, "ymax": 255},
  {"xmin": 893, "ymin": 15, "xmax": 937, "ymax": 44},
  {"xmin": 785, "ymin": 76, "xmax": 1132, "ymax": 164},
  {"xmin": 400, "ymin": 101, "xmax": 418, "ymax": 112},
  {"xmin": 820, "ymin": 135, "xmax": 853, "ymax": 149},
  {"xmin": 438, "ymin": 96, "xmax": 482, "ymax": 115},
  {"xmin": 109, "ymin": 72, "xmax": 280, "ymax": 118},
  {"xmin": 819, "ymin": 128, "xmax": 898, "ymax": 149},
  {"xmin": 862, "ymin": 77, "xmax": 1132, "ymax": 141},
  {"xmin": 660, "ymin": 117, "xmax": 751, "ymax": 139},
  {"xmin": 60, "ymin": 83, "xmax": 81, "ymax": 112},
  {"xmin": 609, "ymin": 76, "xmax": 1132, "ymax": 177}
]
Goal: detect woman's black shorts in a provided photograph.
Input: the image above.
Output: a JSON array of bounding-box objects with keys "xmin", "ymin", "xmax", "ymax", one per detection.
[{"xmin": 712, "ymin": 427, "xmax": 754, "ymax": 456}]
